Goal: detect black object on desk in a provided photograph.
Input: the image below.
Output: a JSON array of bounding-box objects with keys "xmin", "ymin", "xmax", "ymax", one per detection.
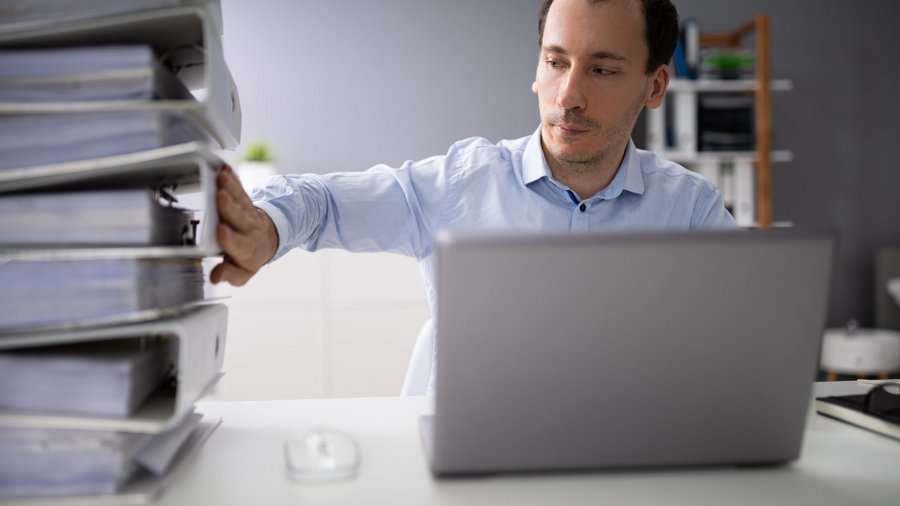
[{"xmin": 816, "ymin": 383, "xmax": 900, "ymax": 442}]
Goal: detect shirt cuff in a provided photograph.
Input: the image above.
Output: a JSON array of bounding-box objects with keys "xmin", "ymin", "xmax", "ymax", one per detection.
[{"xmin": 253, "ymin": 200, "xmax": 290, "ymax": 263}]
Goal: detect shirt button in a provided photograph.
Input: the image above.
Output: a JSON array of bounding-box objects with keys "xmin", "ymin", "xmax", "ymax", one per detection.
[{"xmin": 579, "ymin": 203, "xmax": 587, "ymax": 212}]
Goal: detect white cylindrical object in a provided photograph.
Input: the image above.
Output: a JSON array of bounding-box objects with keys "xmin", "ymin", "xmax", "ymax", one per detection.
[{"xmin": 820, "ymin": 328, "xmax": 900, "ymax": 374}]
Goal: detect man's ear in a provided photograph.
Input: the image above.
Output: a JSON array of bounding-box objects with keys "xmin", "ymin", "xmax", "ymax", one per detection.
[{"xmin": 645, "ymin": 64, "xmax": 669, "ymax": 109}]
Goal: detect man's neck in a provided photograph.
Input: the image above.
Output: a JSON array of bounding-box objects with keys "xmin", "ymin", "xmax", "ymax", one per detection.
[{"xmin": 545, "ymin": 142, "xmax": 628, "ymax": 201}]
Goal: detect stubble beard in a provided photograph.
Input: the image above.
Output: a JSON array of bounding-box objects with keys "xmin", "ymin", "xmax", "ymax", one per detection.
[{"xmin": 545, "ymin": 90, "xmax": 648, "ymax": 177}]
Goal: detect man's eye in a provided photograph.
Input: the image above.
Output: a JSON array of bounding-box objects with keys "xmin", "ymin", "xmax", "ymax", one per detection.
[
  {"xmin": 594, "ymin": 68, "xmax": 614, "ymax": 76},
  {"xmin": 546, "ymin": 59, "xmax": 564, "ymax": 69}
]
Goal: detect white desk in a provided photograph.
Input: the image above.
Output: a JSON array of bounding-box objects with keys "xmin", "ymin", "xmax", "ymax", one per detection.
[{"xmin": 157, "ymin": 382, "xmax": 899, "ymax": 505}]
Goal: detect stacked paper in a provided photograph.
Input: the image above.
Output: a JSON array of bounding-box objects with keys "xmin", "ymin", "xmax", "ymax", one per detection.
[
  {"xmin": 0, "ymin": 338, "xmax": 174, "ymax": 417},
  {"xmin": 0, "ymin": 188, "xmax": 194, "ymax": 247},
  {"xmin": 0, "ymin": 258, "xmax": 205, "ymax": 330},
  {"xmin": 0, "ymin": 305, "xmax": 228, "ymax": 501},
  {"xmin": 0, "ymin": 412, "xmax": 203, "ymax": 497},
  {"xmin": 0, "ymin": 46, "xmax": 193, "ymax": 102},
  {"xmin": 0, "ymin": 0, "xmax": 238, "ymax": 502},
  {"xmin": 0, "ymin": 44, "xmax": 213, "ymax": 171},
  {"xmin": 0, "ymin": 109, "xmax": 211, "ymax": 171}
]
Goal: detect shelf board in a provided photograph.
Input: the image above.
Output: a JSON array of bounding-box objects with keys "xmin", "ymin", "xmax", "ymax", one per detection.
[
  {"xmin": 668, "ymin": 78, "xmax": 793, "ymax": 93},
  {"xmin": 656, "ymin": 150, "xmax": 793, "ymax": 164}
]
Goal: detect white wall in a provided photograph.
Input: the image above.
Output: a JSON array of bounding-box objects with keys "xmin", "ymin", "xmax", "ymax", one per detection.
[
  {"xmin": 212, "ymin": 0, "xmax": 900, "ymax": 397},
  {"xmin": 204, "ymin": 250, "xmax": 430, "ymax": 400},
  {"xmin": 209, "ymin": 0, "xmax": 543, "ymax": 400},
  {"xmin": 219, "ymin": 0, "xmax": 542, "ymax": 172}
]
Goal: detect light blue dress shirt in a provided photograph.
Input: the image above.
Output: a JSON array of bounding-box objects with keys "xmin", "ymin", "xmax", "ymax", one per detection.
[
  {"xmin": 255, "ymin": 126, "xmax": 735, "ymax": 282},
  {"xmin": 253, "ymin": 126, "xmax": 736, "ymax": 392}
]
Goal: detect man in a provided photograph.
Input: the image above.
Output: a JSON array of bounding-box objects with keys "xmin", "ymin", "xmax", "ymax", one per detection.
[{"xmin": 212, "ymin": 0, "xmax": 736, "ymax": 390}]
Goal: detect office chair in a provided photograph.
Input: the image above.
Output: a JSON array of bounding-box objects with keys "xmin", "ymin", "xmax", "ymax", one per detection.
[{"xmin": 401, "ymin": 319, "xmax": 433, "ymax": 396}]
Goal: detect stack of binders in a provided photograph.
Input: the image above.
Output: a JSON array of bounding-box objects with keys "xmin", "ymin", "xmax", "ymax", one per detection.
[{"xmin": 0, "ymin": 1, "xmax": 240, "ymax": 502}]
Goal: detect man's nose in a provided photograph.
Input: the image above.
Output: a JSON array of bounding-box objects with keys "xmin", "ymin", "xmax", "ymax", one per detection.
[{"xmin": 556, "ymin": 71, "xmax": 587, "ymax": 111}]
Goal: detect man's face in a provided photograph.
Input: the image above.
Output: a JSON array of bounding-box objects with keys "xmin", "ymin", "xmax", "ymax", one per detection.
[{"xmin": 533, "ymin": 0, "xmax": 666, "ymax": 170}]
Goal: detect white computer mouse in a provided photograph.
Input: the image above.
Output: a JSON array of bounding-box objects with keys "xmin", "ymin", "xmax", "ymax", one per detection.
[{"xmin": 284, "ymin": 428, "xmax": 359, "ymax": 482}]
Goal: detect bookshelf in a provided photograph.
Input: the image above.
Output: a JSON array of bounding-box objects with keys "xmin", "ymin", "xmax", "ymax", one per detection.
[{"xmin": 646, "ymin": 14, "xmax": 790, "ymax": 228}]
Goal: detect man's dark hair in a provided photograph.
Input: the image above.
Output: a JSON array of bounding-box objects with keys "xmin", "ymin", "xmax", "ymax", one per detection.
[{"xmin": 537, "ymin": 0, "xmax": 679, "ymax": 75}]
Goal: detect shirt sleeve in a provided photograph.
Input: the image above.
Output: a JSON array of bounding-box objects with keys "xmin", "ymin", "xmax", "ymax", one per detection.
[{"xmin": 251, "ymin": 154, "xmax": 454, "ymax": 262}]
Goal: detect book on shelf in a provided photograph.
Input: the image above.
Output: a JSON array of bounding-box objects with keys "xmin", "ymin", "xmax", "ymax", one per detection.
[
  {"xmin": 0, "ymin": 188, "xmax": 195, "ymax": 247},
  {"xmin": 697, "ymin": 93, "xmax": 755, "ymax": 151},
  {"xmin": 675, "ymin": 17, "xmax": 700, "ymax": 80},
  {"xmin": 815, "ymin": 390, "xmax": 900, "ymax": 442},
  {"xmin": 684, "ymin": 18, "xmax": 700, "ymax": 79},
  {"xmin": 672, "ymin": 36, "xmax": 689, "ymax": 79},
  {"xmin": 0, "ymin": 337, "xmax": 175, "ymax": 418},
  {"xmin": 0, "ymin": 257, "xmax": 205, "ymax": 331},
  {"xmin": 672, "ymin": 91, "xmax": 697, "ymax": 153},
  {"xmin": 731, "ymin": 160, "xmax": 755, "ymax": 226}
]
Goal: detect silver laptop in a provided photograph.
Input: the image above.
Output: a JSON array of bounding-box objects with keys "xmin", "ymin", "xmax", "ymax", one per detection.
[{"xmin": 420, "ymin": 229, "xmax": 835, "ymax": 475}]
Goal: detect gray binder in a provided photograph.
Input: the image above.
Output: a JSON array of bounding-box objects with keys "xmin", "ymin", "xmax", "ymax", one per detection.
[
  {"xmin": 0, "ymin": 303, "xmax": 228, "ymax": 434},
  {"xmin": 0, "ymin": 1, "xmax": 241, "ymax": 149},
  {"xmin": 0, "ymin": 142, "xmax": 224, "ymax": 259}
]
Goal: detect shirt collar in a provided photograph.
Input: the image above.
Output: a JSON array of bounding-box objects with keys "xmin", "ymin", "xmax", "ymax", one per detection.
[
  {"xmin": 602, "ymin": 137, "xmax": 645, "ymax": 198},
  {"xmin": 522, "ymin": 127, "xmax": 548, "ymax": 185},
  {"xmin": 521, "ymin": 126, "xmax": 646, "ymax": 198}
]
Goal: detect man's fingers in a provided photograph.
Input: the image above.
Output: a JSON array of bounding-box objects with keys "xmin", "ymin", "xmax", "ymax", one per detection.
[
  {"xmin": 210, "ymin": 258, "xmax": 255, "ymax": 287},
  {"xmin": 217, "ymin": 166, "xmax": 251, "ymax": 205},
  {"xmin": 217, "ymin": 187, "xmax": 260, "ymax": 234},
  {"xmin": 209, "ymin": 260, "xmax": 227, "ymax": 284},
  {"xmin": 218, "ymin": 165, "xmax": 253, "ymax": 208},
  {"xmin": 217, "ymin": 222, "xmax": 267, "ymax": 270},
  {"xmin": 212, "ymin": 165, "xmax": 277, "ymax": 287}
]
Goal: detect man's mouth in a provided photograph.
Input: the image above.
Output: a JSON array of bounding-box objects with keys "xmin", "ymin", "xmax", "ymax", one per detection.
[{"xmin": 554, "ymin": 124, "xmax": 588, "ymax": 136}]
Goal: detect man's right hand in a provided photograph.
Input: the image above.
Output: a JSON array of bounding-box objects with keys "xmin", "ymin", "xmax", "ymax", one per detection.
[{"xmin": 209, "ymin": 165, "xmax": 279, "ymax": 287}]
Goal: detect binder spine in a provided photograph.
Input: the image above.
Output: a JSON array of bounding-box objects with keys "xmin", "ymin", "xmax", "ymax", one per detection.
[
  {"xmin": 0, "ymin": 4, "xmax": 242, "ymax": 150},
  {"xmin": 172, "ymin": 304, "xmax": 228, "ymax": 418},
  {"xmin": 201, "ymin": 28, "xmax": 241, "ymax": 149},
  {"xmin": 673, "ymin": 91, "xmax": 697, "ymax": 155},
  {"xmin": 0, "ymin": 304, "xmax": 229, "ymax": 433},
  {"xmin": 645, "ymin": 98, "xmax": 666, "ymax": 153},
  {"xmin": 732, "ymin": 160, "xmax": 755, "ymax": 227}
]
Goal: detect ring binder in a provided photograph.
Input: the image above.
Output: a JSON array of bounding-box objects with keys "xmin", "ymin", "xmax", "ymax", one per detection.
[
  {"xmin": 0, "ymin": 2, "xmax": 241, "ymax": 149},
  {"xmin": 0, "ymin": 142, "xmax": 225, "ymax": 259},
  {"xmin": 0, "ymin": 1, "xmax": 237, "ymax": 500},
  {"xmin": 0, "ymin": 304, "xmax": 228, "ymax": 434}
]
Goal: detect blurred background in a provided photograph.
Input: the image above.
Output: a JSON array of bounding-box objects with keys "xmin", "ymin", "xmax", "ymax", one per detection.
[{"xmin": 208, "ymin": 0, "xmax": 900, "ymax": 400}]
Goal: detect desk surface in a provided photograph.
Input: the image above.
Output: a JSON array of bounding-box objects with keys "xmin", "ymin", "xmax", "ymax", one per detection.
[{"xmin": 157, "ymin": 382, "xmax": 899, "ymax": 506}]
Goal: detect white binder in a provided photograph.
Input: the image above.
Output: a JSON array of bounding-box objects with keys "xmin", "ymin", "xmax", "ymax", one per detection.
[
  {"xmin": 0, "ymin": 303, "xmax": 228, "ymax": 434},
  {"xmin": 694, "ymin": 159, "xmax": 721, "ymax": 192},
  {"xmin": 0, "ymin": 415, "xmax": 221, "ymax": 506},
  {"xmin": 0, "ymin": 142, "xmax": 224, "ymax": 259},
  {"xmin": 0, "ymin": 1, "xmax": 241, "ymax": 149},
  {"xmin": 732, "ymin": 159, "xmax": 756, "ymax": 227},
  {"xmin": 672, "ymin": 90, "xmax": 697, "ymax": 155},
  {"xmin": 645, "ymin": 98, "xmax": 666, "ymax": 153}
]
